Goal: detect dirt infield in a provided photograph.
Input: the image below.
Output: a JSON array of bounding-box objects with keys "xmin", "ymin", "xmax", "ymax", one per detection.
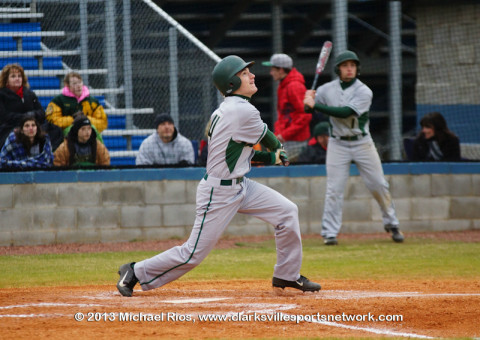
[
  {"xmin": 1, "ymin": 279, "xmax": 479, "ymax": 339},
  {"xmin": 1, "ymin": 231, "xmax": 479, "ymax": 339}
]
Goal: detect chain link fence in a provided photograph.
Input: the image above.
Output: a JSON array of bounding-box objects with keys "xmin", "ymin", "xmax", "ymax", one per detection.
[{"xmin": 1, "ymin": 0, "xmax": 221, "ymax": 166}]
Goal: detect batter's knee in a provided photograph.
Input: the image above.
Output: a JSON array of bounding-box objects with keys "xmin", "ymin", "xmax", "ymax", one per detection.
[{"xmin": 277, "ymin": 201, "xmax": 299, "ymax": 228}]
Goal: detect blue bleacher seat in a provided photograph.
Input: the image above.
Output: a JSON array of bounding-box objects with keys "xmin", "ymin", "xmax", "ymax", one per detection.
[
  {"xmin": 0, "ymin": 57, "xmax": 38, "ymax": 70},
  {"xmin": 0, "ymin": 38, "xmax": 16, "ymax": 51},
  {"xmin": 97, "ymin": 96, "xmax": 106, "ymax": 107},
  {"xmin": 39, "ymin": 96, "xmax": 53, "ymax": 109},
  {"xmin": 29, "ymin": 77, "xmax": 60, "ymax": 90},
  {"xmin": 103, "ymin": 136, "xmax": 127, "ymax": 151},
  {"xmin": 108, "ymin": 116, "xmax": 126, "ymax": 129},
  {"xmin": 132, "ymin": 136, "xmax": 147, "ymax": 150},
  {"xmin": 43, "ymin": 57, "xmax": 63, "ymax": 70},
  {"xmin": 110, "ymin": 157, "xmax": 136, "ymax": 166},
  {"xmin": 0, "ymin": 37, "xmax": 41, "ymax": 52},
  {"xmin": 23, "ymin": 37, "xmax": 41, "ymax": 51},
  {"xmin": 0, "ymin": 23, "xmax": 41, "ymax": 32}
]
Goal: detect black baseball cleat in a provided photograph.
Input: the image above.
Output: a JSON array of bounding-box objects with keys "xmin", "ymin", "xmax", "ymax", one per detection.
[
  {"xmin": 385, "ymin": 225, "xmax": 404, "ymax": 243},
  {"xmin": 272, "ymin": 275, "xmax": 321, "ymax": 292},
  {"xmin": 323, "ymin": 237, "xmax": 338, "ymax": 245},
  {"xmin": 117, "ymin": 262, "xmax": 138, "ymax": 297}
]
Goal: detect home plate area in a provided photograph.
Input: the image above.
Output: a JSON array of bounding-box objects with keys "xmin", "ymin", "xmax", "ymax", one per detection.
[{"xmin": 1, "ymin": 279, "xmax": 479, "ymax": 339}]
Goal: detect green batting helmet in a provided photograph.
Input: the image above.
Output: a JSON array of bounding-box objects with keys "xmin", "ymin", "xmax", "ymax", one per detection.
[
  {"xmin": 212, "ymin": 55, "xmax": 254, "ymax": 95},
  {"xmin": 334, "ymin": 50, "xmax": 360, "ymax": 76}
]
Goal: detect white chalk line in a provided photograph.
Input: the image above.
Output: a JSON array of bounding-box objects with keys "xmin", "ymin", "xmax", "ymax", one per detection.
[
  {"xmin": 0, "ymin": 302, "xmax": 102, "ymax": 310},
  {"xmin": 162, "ymin": 297, "xmax": 230, "ymax": 304},
  {"xmin": 307, "ymin": 317, "xmax": 435, "ymax": 339},
  {"xmin": 0, "ymin": 313, "xmax": 66, "ymax": 318},
  {"xmin": 317, "ymin": 290, "xmax": 480, "ymax": 300}
]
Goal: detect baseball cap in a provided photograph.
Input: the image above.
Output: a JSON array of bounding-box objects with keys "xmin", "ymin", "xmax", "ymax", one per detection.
[
  {"xmin": 313, "ymin": 122, "xmax": 330, "ymax": 136},
  {"xmin": 262, "ymin": 54, "xmax": 293, "ymax": 68}
]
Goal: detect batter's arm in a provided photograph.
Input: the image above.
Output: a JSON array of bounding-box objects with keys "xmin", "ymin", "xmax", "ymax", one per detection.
[
  {"xmin": 303, "ymin": 89, "xmax": 354, "ymax": 118},
  {"xmin": 309, "ymin": 104, "xmax": 355, "ymax": 119},
  {"xmin": 251, "ymin": 150, "xmax": 276, "ymax": 164},
  {"xmin": 253, "ymin": 129, "xmax": 288, "ymax": 165},
  {"xmin": 259, "ymin": 129, "xmax": 282, "ymax": 151}
]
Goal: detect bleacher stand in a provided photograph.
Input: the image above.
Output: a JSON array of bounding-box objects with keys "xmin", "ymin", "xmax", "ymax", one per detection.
[{"xmin": 0, "ymin": 7, "xmax": 154, "ymax": 166}]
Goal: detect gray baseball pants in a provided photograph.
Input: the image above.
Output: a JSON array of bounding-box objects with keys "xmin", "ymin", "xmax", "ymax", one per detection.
[
  {"xmin": 134, "ymin": 176, "xmax": 303, "ymax": 291},
  {"xmin": 321, "ymin": 136, "xmax": 399, "ymax": 238}
]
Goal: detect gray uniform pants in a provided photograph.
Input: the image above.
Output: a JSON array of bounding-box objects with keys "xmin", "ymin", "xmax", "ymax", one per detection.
[
  {"xmin": 321, "ymin": 136, "xmax": 399, "ymax": 238},
  {"xmin": 134, "ymin": 176, "xmax": 303, "ymax": 291}
]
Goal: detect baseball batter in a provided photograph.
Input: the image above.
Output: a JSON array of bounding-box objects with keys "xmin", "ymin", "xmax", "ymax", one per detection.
[
  {"xmin": 116, "ymin": 55, "xmax": 321, "ymax": 297},
  {"xmin": 304, "ymin": 50, "xmax": 404, "ymax": 245}
]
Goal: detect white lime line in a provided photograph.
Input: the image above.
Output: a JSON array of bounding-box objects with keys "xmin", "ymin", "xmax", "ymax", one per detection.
[
  {"xmin": 0, "ymin": 302, "xmax": 101, "ymax": 310},
  {"xmin": 0, "ymin": 313, "xmax": 65, "ymax": 318},
  {"xmin": 318, "ymin": 290, "xmax": 480, "ymax": 300},
  {"xmin": 162, "ymin": 297, "xmax": 231, "ymax": 304},
  {"xmin": 308, "ymin": 318, "xmax": 435, "ymax": 339}
]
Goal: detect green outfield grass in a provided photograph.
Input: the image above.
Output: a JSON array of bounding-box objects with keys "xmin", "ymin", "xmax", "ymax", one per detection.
[{"xmin": 1, "ymin": 236, "xmax": 479, "ymax": 288}]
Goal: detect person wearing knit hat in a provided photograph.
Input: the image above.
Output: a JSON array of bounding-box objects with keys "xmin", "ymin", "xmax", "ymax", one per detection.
[
  {"xmin": 53, "ymin": 115, "xmax": 110, "ymax": 167},
  {"xmin": 297, "ymin": 121, "xmax": 330, "ymax": 164},
  {"xmin": 262, "ymin": 53, "xmax": 311, "ymax": 162},
  {"xmin": 135, "ymin": 113, "xmax": 195, "ymax": 165}
]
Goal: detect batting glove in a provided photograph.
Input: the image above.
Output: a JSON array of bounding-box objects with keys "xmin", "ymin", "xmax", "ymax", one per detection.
[{"xmin": 274, "ymin": 149, "xmax": 289, "ymax": 166}]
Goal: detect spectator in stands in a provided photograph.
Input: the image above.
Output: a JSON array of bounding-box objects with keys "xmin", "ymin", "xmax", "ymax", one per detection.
[
  {"xmin": 46, "ymin": 72, "xmax": 107, "ymax": 140},
  {"xmin": 54, "ymin": 115, "xmax": 110, "ymax": 167},
  {"xmin": 0, "ymin": 113, "xmax": 53, "ymax": 169},
  {"xmin": 262, "ymin": 53, "xmax": 311, "ymax": 162},
  {"xmin": 0, "ymin": 63, "xmax": 47, "ymax": 148},
  {"xmin": 412, "ymin": 112, "xmax": 461, "ymax": 161},
  {"xmin": 298, "ymin": 121, "xmax": 330, "ymax": 164},
  {"xmin": 136, "ymin": 113, "xmax": 195, "ymax": 166}
]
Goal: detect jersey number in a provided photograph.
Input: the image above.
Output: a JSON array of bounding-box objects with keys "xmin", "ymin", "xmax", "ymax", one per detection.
[{"xmin": 208, "ymin": 114, "xmax": 221, "ymax": 139}]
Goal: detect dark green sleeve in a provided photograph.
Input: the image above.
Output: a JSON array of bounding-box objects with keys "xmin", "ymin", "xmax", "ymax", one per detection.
[
  {"xmin": 312, "ymin": 104, "xmax": 355, "ymax": 118},
  {"xmin": 252, "ymin": 151, "xmax": 275, "ymax": 165},
  {"xmin": 260, "ymin": 129, "xmax": 282, "ymax": 151}
]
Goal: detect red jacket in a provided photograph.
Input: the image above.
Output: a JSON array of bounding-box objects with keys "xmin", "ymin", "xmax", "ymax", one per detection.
[{"xmin": 274, "ymin": 68, "xmax": 311, "ymax": 142}]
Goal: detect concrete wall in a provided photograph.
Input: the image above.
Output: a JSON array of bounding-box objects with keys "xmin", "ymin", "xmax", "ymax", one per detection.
[{"xmin": 0, "ymin": 164, "xmax": 479, "ymax": 246}]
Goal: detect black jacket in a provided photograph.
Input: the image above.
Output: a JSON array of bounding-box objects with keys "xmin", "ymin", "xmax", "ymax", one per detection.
[
  {"xmin": 412, "ymin": 134, "xmax": 461, "ymax": 161},
  {"xmin": 297, "ymin": 143, "xmax": 327, "ymax": 164},
  {"xmin": 0, "ymin": 87, "xmax": 45, "ymax": 147}
]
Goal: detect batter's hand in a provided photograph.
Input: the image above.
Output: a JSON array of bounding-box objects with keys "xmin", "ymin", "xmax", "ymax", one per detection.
[
  {"xmin": 304, "ymin": 90, "xmax": 316, "ymax": 113},
  {"xmin": 275, "ymin": 149, "xmax": 289, "ymax": 166}
]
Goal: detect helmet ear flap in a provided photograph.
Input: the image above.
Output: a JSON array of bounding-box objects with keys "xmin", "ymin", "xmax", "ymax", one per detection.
[{"xmin": 227, "ymin": 75, "xmax": 242, "ymax": 94}]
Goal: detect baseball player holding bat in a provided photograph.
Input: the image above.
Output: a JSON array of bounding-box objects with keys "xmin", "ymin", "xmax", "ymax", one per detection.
[
  {"xmin": 304, "ymin": 50, "xmax": 404, "ymax": 245},
  {"xmin": 116, "ymin": 55, "xmax": 320, "ymax": 297}
]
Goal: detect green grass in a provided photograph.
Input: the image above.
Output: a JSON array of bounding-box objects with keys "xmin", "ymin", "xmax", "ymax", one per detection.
[{"xmin": 1, "ymin": 236, "xmax": 479, "ymax": 288}]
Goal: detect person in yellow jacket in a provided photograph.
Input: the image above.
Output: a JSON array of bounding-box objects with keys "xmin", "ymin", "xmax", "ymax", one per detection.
[{"xmin": 46, "ymin": 72, "xmax": 107, "ymax": 137}]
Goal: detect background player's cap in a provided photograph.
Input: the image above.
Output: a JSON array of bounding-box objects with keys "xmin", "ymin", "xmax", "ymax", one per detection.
[
  {"xmin": 262, "ymin": 54, "xmax": 293, "ymax": 68},
  {"xmin": 313, "ymin": 122, "xmax": 330, "ymax": 136}
]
